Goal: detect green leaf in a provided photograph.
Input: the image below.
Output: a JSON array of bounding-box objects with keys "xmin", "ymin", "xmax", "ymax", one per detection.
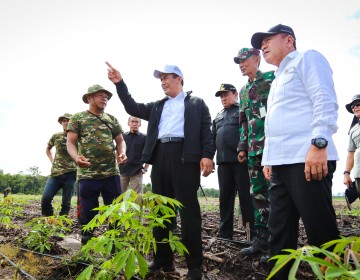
[
  {"xmin": 125, "ymin": 250, "xmax": 136, "ymax": 280},
  {"xmin": 76, "ymin": 265, "xmax": 94, "ymax": 280}
]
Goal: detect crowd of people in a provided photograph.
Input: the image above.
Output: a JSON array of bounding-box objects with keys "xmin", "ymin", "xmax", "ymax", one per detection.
[{"xmin": 39, "ymin": 23, "xmax": 359, "ymax": 280}]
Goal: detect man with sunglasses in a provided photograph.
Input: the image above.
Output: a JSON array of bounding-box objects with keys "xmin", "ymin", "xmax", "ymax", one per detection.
[
  {"xmin": 344, "ymin": 95, "xmax": 360, "ymax": 202},
  {"xmin": 251, "ymin": 24, "xmax": 340, "ymax": 278}
]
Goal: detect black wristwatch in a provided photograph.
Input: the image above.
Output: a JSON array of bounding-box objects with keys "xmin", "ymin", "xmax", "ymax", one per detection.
[{"xmin": 311, "ymin": 138, "xmax": 328, "ymax": 149}]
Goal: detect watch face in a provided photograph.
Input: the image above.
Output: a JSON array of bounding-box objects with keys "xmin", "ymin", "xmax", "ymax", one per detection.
[{"xmin": 314, "ymin": 138, "xmax": 328, "ymax": 148}]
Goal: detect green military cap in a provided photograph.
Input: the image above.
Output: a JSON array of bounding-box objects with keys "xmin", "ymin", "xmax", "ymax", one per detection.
[
  {"xmin": 58, "ymin": 113, "xmax": 73, "ymax": 124},
  {"xmin": 234, "ymin": 48, "xmax": 260, "ymax": 64},
  {"xmin": 82, "ymin": 84, "xmax": 113, "ymax": 104}
]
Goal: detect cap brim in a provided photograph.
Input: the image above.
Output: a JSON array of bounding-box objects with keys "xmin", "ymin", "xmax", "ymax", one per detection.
[
  {"xmin": 251, "ymin": 32, "xmax": 279, "ymax": 49},
  {"xmin": 215, "ymin": 91, "xmax": 227, "ymax": 97},
  {"xmin": 234, "ymin": 57, "xmax": 240, "ymax": 64},
  {"xmin": 346, "ymin": 103, "xmax": 354, "ymax": 113}
]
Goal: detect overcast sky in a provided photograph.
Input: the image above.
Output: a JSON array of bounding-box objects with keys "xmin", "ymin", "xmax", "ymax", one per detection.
[{"xmin": 0, "ymin": 0, "xmax": 359, "ymax": 195}]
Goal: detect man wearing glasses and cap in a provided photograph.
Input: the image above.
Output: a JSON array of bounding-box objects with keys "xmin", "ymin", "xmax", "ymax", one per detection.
[
  {"xmin": 234, "ymin": 48, "xmax": 275, "ymax": 258},
  {"xmin": 106, "ymin": 62, "xmax": 214, "ymax": 280},
  {"xmin": 251, "ymin": 24, "xmax": 340, "ymax": 278},
  {"xmin": 343, "ymin": 94, "xmax": 360, "ymax": 207}
]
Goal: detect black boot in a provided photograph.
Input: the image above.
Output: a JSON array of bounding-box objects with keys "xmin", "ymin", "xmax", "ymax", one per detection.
[{"xmin": 240, "ymin": 226, "xmax": 269, "ymax": 256}]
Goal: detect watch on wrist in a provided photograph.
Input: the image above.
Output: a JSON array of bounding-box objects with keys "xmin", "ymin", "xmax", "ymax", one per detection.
[
  {"xmin": 343, "ymin": 171, "xmax": 350, "ymax": 175},
  {"xmin": 311, "ymin": 138, "xmax": 328, "ymax": 149}
]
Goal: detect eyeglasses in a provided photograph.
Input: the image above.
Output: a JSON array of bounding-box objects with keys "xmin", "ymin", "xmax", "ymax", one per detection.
[{"xmin": 351, "ymin": 102, "xmax": 360, "ymax": 109}]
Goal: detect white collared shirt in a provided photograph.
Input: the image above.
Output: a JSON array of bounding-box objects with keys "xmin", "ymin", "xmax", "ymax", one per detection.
[
  {"xmin": 158, "ymin": 91, "xmax": 185, "ymax": 138},
  {"xmin": 262, "ymin": 50, "xmax": 339, "ymax": 166}
]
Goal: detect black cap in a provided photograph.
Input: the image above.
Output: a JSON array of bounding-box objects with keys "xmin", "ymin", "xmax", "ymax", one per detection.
[
  {"xmin": 251, "ymin": 24, "xmax": 296, "ymax": 49},
  {"xmin": 215, "ymin": 84, "xmax": 237, "ymax": 97},
  {"xmin": 346, "ymin": 94, "xmax": 360, "ymax": 113}
]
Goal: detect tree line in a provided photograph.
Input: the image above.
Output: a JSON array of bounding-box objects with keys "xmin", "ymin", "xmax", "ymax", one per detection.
[{"xmin": 0, "ymin": 166, "xmax": 48, "ymax": 195}]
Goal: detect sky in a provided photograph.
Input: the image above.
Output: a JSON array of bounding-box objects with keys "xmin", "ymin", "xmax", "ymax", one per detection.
[{"xmin": 0, "ymin": 0, "xmax": 360, "ymax": 195}]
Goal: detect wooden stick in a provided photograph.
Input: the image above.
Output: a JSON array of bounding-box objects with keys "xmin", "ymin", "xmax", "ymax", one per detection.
[{"xmin": 246, "ymin": 222, "xmax": 250, "ymax": 241}]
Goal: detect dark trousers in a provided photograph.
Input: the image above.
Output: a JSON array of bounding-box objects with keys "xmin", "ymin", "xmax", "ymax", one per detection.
[
  {"xmin": 217, "ymin": 162, "xmax": 254, "ymax": 238},
  {"xmin": 151, "ymin": 142, "xmax": 202, "ymax": 269},
  {"xmin": 41, "ymin": 172, "xmax": 76, "ymax": 216},
  {"xmin": 268, "ymin": 162, "xmax": 339, "ymax": 279},
  {"xmin": 77, "ymin": 175, "xmax": 121, "ymax": 226}
]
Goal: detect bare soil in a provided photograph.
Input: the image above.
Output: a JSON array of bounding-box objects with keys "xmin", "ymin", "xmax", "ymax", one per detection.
[{"xmin": 0, "ymin": 197, "xmax": 359, "ymax": 280}]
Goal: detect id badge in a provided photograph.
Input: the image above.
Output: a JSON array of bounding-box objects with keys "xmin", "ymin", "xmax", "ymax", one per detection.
[{"xmin": 260, "ymin": 106, "xmax": 266, "ymax": 118}]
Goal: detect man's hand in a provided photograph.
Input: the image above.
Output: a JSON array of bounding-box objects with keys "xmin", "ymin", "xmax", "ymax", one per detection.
[
  {"xmin": 106, "ymin": 61, "xmax": 123, "ymax": 84},
  {"xmin": 237, "ymin": 151, "xmax": 247, "ymax": 163},
  {"xmin": 343, "ymin": 173, "xmax": 352, "ymax": 187},
  {"xmin": 75, "ymin": 155, "xmax": 91, "ymax": 168},
  {"xmin": 200, "ymin": 158, "xmax": 215, "ymax": 177},
  {"xmin": 304, "ymin": 145, "xmax": 328, "ymax": 181},
  {"xmin": 263, "ymin": 166, "xmax": 272, "ymax": 180},
  {"xmin": 117, "ymin": 153, "xmax": 127, "ymax": 165}
]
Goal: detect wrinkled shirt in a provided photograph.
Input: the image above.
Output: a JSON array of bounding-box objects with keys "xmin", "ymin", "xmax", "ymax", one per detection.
[
  {"xmin": 158, "ymin": 92, "xmax": 185, "ymax": 138},
  {"xmin": 48, "ymin": 132, "xmax": 76, "ymax": 177},
  {"xmin": 67, "ymin": 111, "xmax": 122, "ymax": 179},
  {"xmin": 262, "ymin": 50, "xmax": 339, "ymax": 166}
]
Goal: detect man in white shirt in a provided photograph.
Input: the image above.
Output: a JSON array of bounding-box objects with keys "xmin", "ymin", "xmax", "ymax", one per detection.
[
  {"xmin": 107, "ymin": 62, "xmax": 215, "ymax": 280},
  {"xmin": 250, "ymin": 24, "xmax": 340, "ymax": 278}
]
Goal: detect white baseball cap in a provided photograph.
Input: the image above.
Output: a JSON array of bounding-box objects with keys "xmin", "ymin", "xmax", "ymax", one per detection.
[{"xmin": 153, "ymin": 65, "xmax": 184, "ymax": 80}]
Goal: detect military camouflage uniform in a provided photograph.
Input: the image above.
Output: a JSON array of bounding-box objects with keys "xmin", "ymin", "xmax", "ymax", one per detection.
[
  {"xmin": 41, "ymin": 131, "xmax": 77, "ymax": 216},
  {"xmin": 48, "ymin": 132, "xmax": 77, "ymax": 177},
  {"xmin": 237, "ymin": 70, "xmax": 275, "ymax": 227},
  {"xmin": 67, "ymin": 111, "xmax": 122, "ymax": 179},
  {"xmin": 67, "ymin": 110, "xmax": 123, "ymax": 226}
]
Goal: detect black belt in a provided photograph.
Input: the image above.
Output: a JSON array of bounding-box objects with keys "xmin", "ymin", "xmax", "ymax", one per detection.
[{"xmin": 158, "ymin": 137, "xmax": 184, "ymax": 143}]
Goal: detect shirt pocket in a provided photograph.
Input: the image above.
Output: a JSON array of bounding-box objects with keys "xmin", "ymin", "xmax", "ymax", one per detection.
[{"xmin": 276, "ymin": 67, "xmax": 295, "ymax": 86}]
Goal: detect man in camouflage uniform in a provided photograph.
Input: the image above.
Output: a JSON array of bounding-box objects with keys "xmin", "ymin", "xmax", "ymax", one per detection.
[
  {"xmin": 67, "ymin": 85, "xmax": 127, "ymax": 244},
  {"xmin": 234, "ymin": 48, "xmax": 275, "ymax": 256},
  {"xmin": 41, "ymin": 113, "xmax": 77, "ymax": 216}
]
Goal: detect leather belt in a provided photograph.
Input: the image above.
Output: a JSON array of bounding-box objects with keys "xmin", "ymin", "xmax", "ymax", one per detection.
[{"xmin": 158, "ymin": 137, "xmax": 184, "ymax": 143}]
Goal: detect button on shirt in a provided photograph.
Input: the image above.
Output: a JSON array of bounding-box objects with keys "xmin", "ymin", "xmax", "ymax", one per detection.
[
  {"xmin": 262, "ymin": 50, "xmax": 339, "ymax": 166},
  {"xmin": 158, "ymin": 92, "xmax": 185, "ymax": 138}
]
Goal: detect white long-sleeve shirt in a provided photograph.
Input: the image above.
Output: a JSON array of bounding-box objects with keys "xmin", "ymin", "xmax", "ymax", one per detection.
[
  {"xmin": 158, "ymin": 91, "xmax": 185, "ymax": 138},
  {"xmin": 262, "ymin": 50, "xmax": 339, "ymax": 166}
]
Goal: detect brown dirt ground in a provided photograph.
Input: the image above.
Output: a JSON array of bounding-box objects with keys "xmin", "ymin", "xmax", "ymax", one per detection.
[{"xmin": 0, "ymin": 197, "xmax": 359, "ymax": 280}]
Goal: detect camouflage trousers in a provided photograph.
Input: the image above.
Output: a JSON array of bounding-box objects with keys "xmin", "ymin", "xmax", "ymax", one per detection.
[{"xmin": 248, "ymin": 155, "xmax": 269, "ymax": 227}]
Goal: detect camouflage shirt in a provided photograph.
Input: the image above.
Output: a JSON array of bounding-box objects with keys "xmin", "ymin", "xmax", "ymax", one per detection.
[
  {"xmin": 237, "ymin": 70, "xmax": 275, "ymax": 156},
  {"xmin": 67, "ymin": 111, "xmax": 123, "ymax": 180},
  {"xmin": 48, "ymin": 132, "xmax": 77, "ymax": 177}
]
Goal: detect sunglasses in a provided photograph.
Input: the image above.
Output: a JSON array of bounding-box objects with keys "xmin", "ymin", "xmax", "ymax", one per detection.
[{"xmin": 351, "ymin": 102, "xmax": 360, "ymax": 109}]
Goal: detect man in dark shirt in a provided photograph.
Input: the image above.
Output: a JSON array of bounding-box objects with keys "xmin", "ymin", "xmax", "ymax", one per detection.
[
  {"xmin": 212, "ymin": 84, "xmax": 255, "ymax": 240},
  {"xmin": 120, "ymin": 116, "xmax": 149, "ymax": 193}
]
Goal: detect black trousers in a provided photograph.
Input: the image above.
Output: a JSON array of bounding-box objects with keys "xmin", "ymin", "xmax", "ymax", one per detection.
[
  {"xmin": 217, "ymin": 162, "xmax": 254, "ymax": 238},
  {"xmin": 151, "ymin": 142, "xmax": 202, "ymax": 269},
  {"xmin": 268, "ymin": 161, "xmax": 339, "ymax": 279}
]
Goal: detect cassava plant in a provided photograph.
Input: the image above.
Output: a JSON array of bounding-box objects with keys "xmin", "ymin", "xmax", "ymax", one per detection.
[
  {"xmin": 0, "ymin": 195, "xmax": 23, "ymax": 229},
  {"xmin": 76, "ymin": 189, "xmax": 188, "ymax": 280},
  {"xmin": 24, "ymin": 215, "xmax": 73, "ymax": 253},
  {"xmin": 267, "ymin": 236, "xmax": 360, "ymax": 279}
]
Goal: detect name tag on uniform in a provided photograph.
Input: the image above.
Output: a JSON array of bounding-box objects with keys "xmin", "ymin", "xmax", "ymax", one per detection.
[{"xmin": 260, "ymin": 106, "xmax": 266, "ymax": 118}]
